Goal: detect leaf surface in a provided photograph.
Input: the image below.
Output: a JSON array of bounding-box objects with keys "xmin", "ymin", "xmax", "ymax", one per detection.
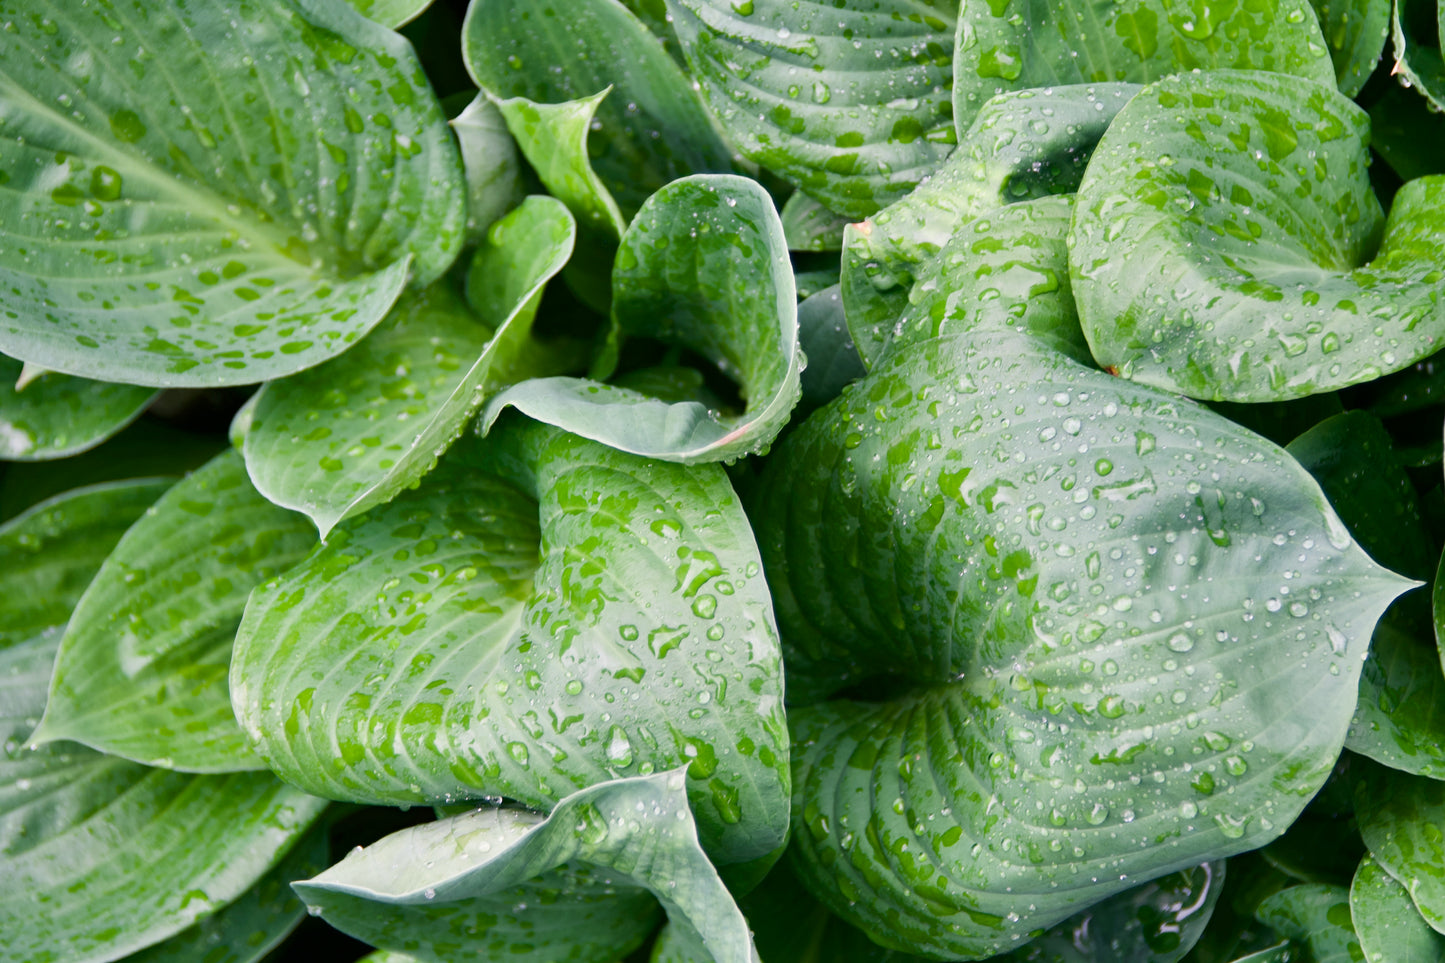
[
  {"xmin": 781, "ymin": 193, "xmax": 851, "ymax": 253},
  {"xmin": 0, "ymin": 355, "xmax": 154, "ymax": 461},
  {"xmin": 1071, "ymin": 70, "xmax": 1445, "ymax": 402},
  {"xmin": 240, "ymin": 196, "xmax": 574, "ymax": 535},
  {"xmin": 233, "ymin": 418, "xmax": 788, "ymax": 869},
  {"xmin": 450, "ymin": 95, "xmax": 526, "ymax": 244},
  {"xmin": 1350, "ymin": 853, "xmax": 1445, "ymax": 963},
  {"xmin": 1391, "ymin": 0, "xmax": 1445, "ymax": 111},
  {"xmin": 33, "ymin": 450, "xmax": 315, "ymax": 771},
  {"xmin": 1253, "ymin": 884, "xmax": 1362, "ymax": 963},
  {"xmin": 1309, "ymin": 0, "xmax": 1391, "ymax": 95},
  {"xmin": 481, "ymin": 175, "xmax": 801, "ymax": 464},
  {"xmin": 1355, "ymin": 763, "xmax": 1445, "ymax": 934},
  {"xmin": 345, "ymin": 0, "xmax": 435, "ymax": 28},
  {"xmin": 295, "ymin": 772, "xmax": 755, "ymax": 963},
  {"xmin": 0, "ymin": 0, "xmax": 465, "ymax": 387}
]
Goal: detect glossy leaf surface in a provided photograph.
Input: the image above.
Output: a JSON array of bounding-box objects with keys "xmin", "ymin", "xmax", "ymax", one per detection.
[
  {"xmin": 1391, "ymin": 0, "xmax": 1445, "ymax": 112},
  {"xmin": 482, "ymin": 175, "xmax": 801, "ymax": 464},
  {"xmin": 345, "ymin": 0, "xmax": 435, "ymax": 28},
  {"xmin": 233, "ymin": 418, "xmax": 788, "ymax": 868},
  {"xmin": 1355, "ymin": 763, "xmax": 1445, "ymax": 934},
  {"xmin": 240, "ymin": 196, "xmax": 574, "ymax": 535},
  {"xmin": 1253, "ymin": 884, "xmax": 1362, "ymax": 963},
  {"xmin": 1350, "ymin": 853, "xmax": 1445, "ymax": 963},
  {"xmin": 450, "ymin": 94, "xmax": 526, "ymax": 244},
  {"xmin": 781, "ymin": 193, "xmax": 851, "ymax": 253},
  {"xmin": 1309, "ymin": 0, "xmax": 1391, "ymax": 95},
  {"xmin": 295, "ymin": 772, "xmax": 755, "ymax": 963},
  {"xmin": 33, "ymin": 450, "xmax": 314, "ymax": 771},
  {"xmin": 0, "ymin": 355, "xmax": 154, "ymax": 461},
  {"xmin": 1071, "ymin": 70, "xmax": 1445, "ymax": 402},
  {"xmin": 668, "ymin": 0, "xmax": 957, "ymax": 218},
  {"xmin": 0, "ymin": 0, "xmax": 466, "ymax": 387}
]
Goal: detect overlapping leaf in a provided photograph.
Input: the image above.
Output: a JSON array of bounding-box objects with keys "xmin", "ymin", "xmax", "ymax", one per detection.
[
  {"xmin": 233, "ymin": 418, "xmax": 788, "ymax": 869},
  {"xmin": 668, "ymin": 0, "xmax": 957, "ymax": 218},
  {"xmin": 1355, "ymin": 763, "xmax": 1445, "ymax": 934},
  {"xmin": 752, "ymin": 201, "xmax": 1409, "ymax": 957},
  {"xmin": 32, "ymin": 450, "xmax": 314, "ymax": 771},
  {"xmin": 1072, "ymin": 69, "xmax": 1445, "ymax": 402},
  {"xmin": 295, "ymin": 772, "xmax": 755, "ymax": 963},
  {"xmin": 240, "ymin": 196, "xmax": 575, "ymax": 535},
  {"xmin": 481, "ymin": 175, "xmax": 802, "ymax": 464},
  {"xmin": 1350, "ymin": 853, "xmax": 1445, "ymax": 963},
  {"xmin": 450, "ymin": 95, "xmax": 526, "ymax": 244},
  {"xmin": 0, "ymin": 355, "xmax": 155, "ymax": 461},
  {"xmin": 0, "ymin": 0, "xmax": 466, "ymax": 387},
  {"xmin": 1310, "ymin": 0, "xmax": 1392, "ymax": 95},
  {"xmin": 345, "ymin": 0, "xmax": 435, "ymax": 29},
  {"xmin": 1391, "ymin": 0, "xmax": 1445, "ymax": 111},
  {"xmin": 1253, "ymin": 884, "xmax": 1362, "ymax": 963}
]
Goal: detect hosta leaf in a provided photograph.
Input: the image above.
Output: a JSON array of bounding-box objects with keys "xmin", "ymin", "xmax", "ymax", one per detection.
[
  {"xmin": 462, "ymin": 0, "xmax": 733, "ymax": 223},
  {"xmin": 233, "ymin": 418, "xmax": 788, "ymax": 869},
  {"xmin": 953, "ymin": 0, "xmax": 1334, "ymax": 130},
  {"xmin": 1391, "ymin": 0, "xmax": 1445, "ymax": 112},
  {"xmin": 294, "ymin": 772, "xmax": 754, "ymax": 963},
  {"xmin": 32, "ymin": 450, "xmax": 314, "ymax": 771},
  {"xmin": 124, "ymin": 822, "xmax": 331, "ymax": 963},
  {"xmin": 240, "ymin": 196, "xmax": 574, "ymax": 536},
  {"xmin": 450, "ymin": 95, "xmax": 526, "ymax": 244},
  {"xmin": 0, "ymin": 354, "xmax": 154, "ymax": 461},
  {"xmin": 481, "ymin": 175, "xmax": 801, "ymax": 464},
  {"xmin": 1071, "ymin": 70, "xmax": 1445, "ymax": 402},
  {"xmin": 841, "ymin": 83, "xmax": 1137, "ymax": 365},
  {"xmin": 1346, "ymin": 590, "xmax": 1445, "ymax": 780},
  {"xmin": 1310, "ymin": 0, "xmax": 1391, "ymax": 96},
  {"xmin": 0, "ymin": 479, "xmax": 170, "ymax": 648},
  {"xmin": 0, "ymin": 0, "xmax": 465, "ymax": 387},
  {"xmin": 781, "ymin": 193, "xmax": 851, "ymax": 253},
  {"xmin": 668, "ymin": 0, "xmax": 957, "ymax": 218},
  {"xmin": 1355, "ymin": 763, "xmax": 1445, "ymax": 934},
  {"xmin": 1369, "ymin": 85, "xmax": 1445, "ymax": 183},
  {"xmin": 995, "ymin": 861, "xmax": 1225, "ymax": 963},
  {"xmin": 753, "ymin": 231, "xmax": 1408, "ymax": 955},
  {"xmin": 796, "ymin": 286, "xmax": 865, "ymax": 416},
  {"xmin": 1350, "ymin": 853, "xmax": 1445, "ymax": 963},
  {"xmin": 345, "ymin": 0, "xmax": 435, "ymax": 28},
  {"xmin": 1253, "ymin": 885, "xmax": 1362, "ymax": 963}
]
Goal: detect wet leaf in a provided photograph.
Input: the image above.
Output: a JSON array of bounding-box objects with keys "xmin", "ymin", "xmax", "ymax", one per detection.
[
  {"xmin": 1254, "ymin": 884, "xmax": 1362, "ymax": 963},
  {"xmin": 1355, "ymin": 762, "xmax": 1445, "ymax": 934},
  {"xmin": 668, "ymin": 0, "xmax": 957, "ymax": 218},
  {"xmin": 450, "ymin": 95, "xmax": 527, "ymax": 244},
  {"xmin": 1350, "ymin": 852, "xmax": 1445, "ymax": 963},
  {"xmin": 294, "ymin": 771, "xmax": 755, "ymax": 963},
  {"xmin": 1369, "ymin": 85, "xmax": 1445, "ymax": 183},
  {"xmin": 0, "ymin": 355, "xmax": 155, "ymax": 461},
  {"xmin": 481, "ymin": 175, "xmax": 802, "ymax": 464},
  {"xmin": 0, "ymin": 0, "xmax": 465, "ymax": 387},
  {"xmin": 796, "ymin": 285, "xmax": 865, "ymax": 417},
  {"xmin": 344, "ymin": 0, "xmax": 435, "ymax": 28},
  {"xmin": 781, "ymin": 193, "xmax": 851, "ymax": 253},
  {"xmin": 1309, "ymin": 0, "xmax": 1391, "ymax": 95},
  {"xmin": 31, "ymin": 450, "xmax": 314, "ymax": 771},
  {"xmin": 1391, "ymin": 0, "xmax": 1445, "ymax": 112},
  {"xmin": 1072, "ymin": 70, "xmax": 1445, "ymax": 402},
  {"xmin": 240, "ymin": 197, "xmax": 574, "ymax": 536},
  {"xmin": 232, "ymin": 418, "xmax": 788, "ymax": 871}
]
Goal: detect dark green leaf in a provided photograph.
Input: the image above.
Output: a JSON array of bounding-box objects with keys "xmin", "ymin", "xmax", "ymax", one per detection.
[
  {"xmin": 1254, "ymin": 884, "xmax": 1362, "ymax": 963},
  {"xmin": 481, "ymin": 175, "xmax": 801, "ymax": 464},
  {"xmin": 1369, "ymin": 85, "xmax": 1445, "ymax": 183},
  {"xmin": 1391, "ymin": 0, "xmax": 1445, "ymax": 112},
  {"xmin": 668, "ymin": 0, "xmax": 957, "ymax": 218},
  {"xmin": 796, "ymin": 285, "xmax": 865, "ymax": 416},
  {"xmin": 1072, "ymin": 70, "xmax": 1445, "ymax": 402},
  {"xmin": 1310, "ymin": 0, "xmax": 1391, "ymax": 95},
  {"xmin": 240, "ymin": 196, "xmax": 575, "ymax": 535},
  {"xmin": 0, "ymin": 355, "xmax": 155, "ymax": 461},
  {"xmin": 781, "ymin": 193, "xmax": 851, "ymax": 253},
  {"xmin": 31, "ymin": 450, "xmax": 314, "ymax": 771},
  {"xmin": 1355, "ymin": 763, "xmax": 1445, "ymax": 934},
  {"xmin": 295, "ymin": 772, "xmax": 754, "ymax": 963},
  {"xmin": 0, "ymin": 0, "xmax": 465, "ymax": 387},
  {"xmin": 1350, "ymin": 853, "xmax": 1445, "ymax": 963}
]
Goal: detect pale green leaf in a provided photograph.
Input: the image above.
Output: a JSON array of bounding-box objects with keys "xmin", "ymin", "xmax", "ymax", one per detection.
[
  {"xmin": 1071, "ymin": 70, "xmax": 1445, "ymax": 402},
  {"xmin": 345, "ymin": 0, "xmax": 435, "ymax": 28},
  {"xmin": 450, "ymin": 94, "xmax": 527, "ymax": 244},
  {"xmin": 294, "ymin": 772, "xmax": 756, "ymax": 963},
  {"xmin": 954, "ymin": 0, "xmax": 1334, "ymax": 130},
  {"xmin": 32, "ymin": 449, "xmax": 315, "ymax": 771},
  {"xmin": 0, "ymin": 0, "xmax": 466, "ymax": 387},
  {"xmin": 1355, "ymin": 763, "xmax": 1445, "ymax": 934},
  {"xmin": 0, "ymin": 354, "xmax": 155, "ymax": 461},
  {"xmin": 668, "ymin": 0, "xmax": 956, "ymax": 218},
  {"xmin": 753, "ymin": 249, "xmax": 1409, "ymax": 956},
  {"xmin": 463, "ymin": 0, "xmax": 734, "ymax": 222},
  {"xmin": 1254, "ymin": 884, "xmax": 1362, "ymax": 963},
  {"xmin": 233, "ymin": 418, "xmax": 789, "ymax": 870},
  {"xmin": 1350, "ymin": 853, "xmax": 1445, "ymax": 963},
  {"xmin": 481, "ymin": 175, "xmax": 801, "ymax": 464},
  {"xmin": 240, "ymin": 196, "xmax": 575, "ymax": 536}
]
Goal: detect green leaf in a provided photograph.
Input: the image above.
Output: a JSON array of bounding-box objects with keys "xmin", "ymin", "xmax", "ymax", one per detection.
[
  {"xmin": 345, "ymin": 0, "xmax": 435, "ymax": 28},
  {"xmin": 1309, "ymin": 0, "xmax": 1391, "ymax": 95},
  {"xmin": 753, "ymin": 308, "xmax": 1409, "ymax": 954},
  {"xmin": 1254, "ymin": 884, "xmax": 1362, "ymax": 963},
  {"xmin": 1355, "ymin": 763, "xmax": 1445, "ymax": 934},
  {"xmin": 953, "ymin": 0, "xmax": 1335, "ymax": 130},
  {"xmin": 1350, "ymin": 853, "xmax": 1445, "ymax": 963},
  {"xmin": 294, "ymin": 771, "xmax": 755, "ymax": 963},
  {"xmin": 0, "ymin": 478, "xmax": 170, "ymax": 648},
  {"xmin": 450, "ymin": 94, "xmax": 527, "ymax": 244},
  {"xmin": 233, "ymin": 418, "xmax": 789, "ymax": 869},
  {"xmin": 240, "ymin": 196, "xmax": 575, "ymax": 536},
  {"xmin": 1369, "ymin": 85, "xmax": 1445, "ymax": 183},
  {"xmin": 31, "ymin": 449, "xmax": 315, "ymax": 771},
  {"xmin": 781, "ymin": 193, "xmax": 851, "ymax": 253},
  {"xmin": 123, "ymin": 822, "xmax": 331, "ymax": 963},
  {"xmin": 1391, "ymin": 0, "xmax": 1445, "ymax": 112},
  {"xmin": 0, "ymin": 0, "xmax": 465, "ymax": 387},
  {"xmin": 668, "ymin": 0, "xmax": 957, "ymax": 218},
  {"xmin": 1261, "ymin": 813, "xmax": 1363, "ymax": 886},
  {"xmin": 994, "ymin": 862, "xmax": 1225, "ymax": 963},
  {"xmin": 1347, "ymin": 614, "xmax": 1445, "ymax": 780},
  {"xmin": 0, "ymin": 354, "xmax": 155, "ymax": 461},
  {"xmin": 1071, "ymin": 70, "xmax": 1445, "ymax": 402},
  {"xmin": 841, "ymin": 83, "xmax": 1137, "ymax": 365},
  {"xmin": 796, "ymin": 286, "xmax": 865, "ymax": 417},
  {"xmin": 463, "ymin": 0, "xmax": 733, "ymax": 223},
  {"xmin": 481, "ymin": 175, "xmax": 801, "ymax": 464}
]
